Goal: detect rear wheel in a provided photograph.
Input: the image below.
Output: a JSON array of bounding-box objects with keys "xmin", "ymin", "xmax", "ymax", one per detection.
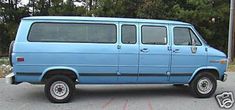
[
  {"xmin": 44, "ymin": 75, "xmax": 75, "ymax": 103},
  {"xmin": 190, "ymin": 72, "xmax": 217, "ymax": 98}
]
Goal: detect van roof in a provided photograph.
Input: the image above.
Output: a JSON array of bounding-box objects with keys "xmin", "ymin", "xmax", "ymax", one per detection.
[{"xmin": 23, "ymin": 16, "xmax": 191, "ymax": 25}]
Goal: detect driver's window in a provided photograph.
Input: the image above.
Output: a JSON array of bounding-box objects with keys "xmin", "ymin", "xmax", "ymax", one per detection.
[
  {"xmin": 174, "ymin": 27, "xmax": 191, "ymax": 45},
  {"xmin": 174, "ymin": 27, "xmax": 201, "ymax": 46}
]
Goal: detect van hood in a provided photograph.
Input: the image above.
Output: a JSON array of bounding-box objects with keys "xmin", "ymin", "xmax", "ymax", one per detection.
[{"xmin": 207, "ymin": 46, "xmax": 226, "ymax": 58}]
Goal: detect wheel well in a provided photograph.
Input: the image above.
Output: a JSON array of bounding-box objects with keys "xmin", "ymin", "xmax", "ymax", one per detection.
[
  {"xmin": 200, "ymin": 69, "xmax": 219, "ymax": 79},
  {"xmin": 42, "ymin": 69, "xmax": 78, "ymax": 83},
  {"xmin": 192, "ymin": 69, "xmax": 220, "ymax": 81}
]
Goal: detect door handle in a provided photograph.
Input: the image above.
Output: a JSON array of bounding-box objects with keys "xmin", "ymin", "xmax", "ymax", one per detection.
[
  {"xmin": 140, "ymin": 48, "xmax": 149, "ymax": 52},
  {"xmin": 173, "ymin": 49, "xmax": 180, "ymax": 53}
]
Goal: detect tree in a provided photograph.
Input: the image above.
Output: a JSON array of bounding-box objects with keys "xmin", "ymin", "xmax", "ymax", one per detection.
[
  {"xmin": 136, "ymin": 0, "xmax": 229, "ymax": 52},
  {"xmin": 0, "ymin": 0, "xmax": 29, "ymax": 55},
  {"xmin": 172, "ymin": 0, "xmax": 229, "ymax": 52},
  {"xmin": 92, "ymin": 0, "xmax": 142, "ymax": 17},
  {"xmin": 0, "ymin": 0, "xmax": 231, "ymax": 55}
]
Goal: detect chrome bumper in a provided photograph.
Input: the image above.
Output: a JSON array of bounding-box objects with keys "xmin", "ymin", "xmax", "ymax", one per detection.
[
  {"xmin": 222, "ymin": 74, "xmax": 227, "ymax": 82},
  {"xmin": 5, "ymin": 73, "xmax": 15, "ymax": 84}
]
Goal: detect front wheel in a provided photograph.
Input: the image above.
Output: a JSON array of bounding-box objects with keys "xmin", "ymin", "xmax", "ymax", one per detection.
[
  {"xmin": 44, "ymin": 75, "xmax": 75, "ymax": 103},
  {"xmin": 190, "ymin": 72, "xmax": 217, "ymax": 98}
]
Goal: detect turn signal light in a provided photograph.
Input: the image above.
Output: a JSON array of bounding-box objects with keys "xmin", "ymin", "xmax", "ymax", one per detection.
[{"xmin": 219, "ymin": 59, "xmax": 227, "ymax": 64}]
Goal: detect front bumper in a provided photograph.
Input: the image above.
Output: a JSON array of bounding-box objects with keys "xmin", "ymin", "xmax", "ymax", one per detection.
[
  {"xmin": 5, "ymin": 73, "xmax": 16, "ymax": 84},
  {"xmin": 221, "ymin": 74, "xmax": 227, "ymax": 82}
]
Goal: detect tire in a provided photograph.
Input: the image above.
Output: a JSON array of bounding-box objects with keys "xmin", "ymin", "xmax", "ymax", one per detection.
[
  {"xmin": 8, "ymin": 41, "xmax": 14, "ymax": 66},
  {"xmin": 44, "ymin": 75, "xmax": 75, "ymax": 103},
  {"xmin": 190, "ymin": 72, "xmax": 217, "ymax": 98}
]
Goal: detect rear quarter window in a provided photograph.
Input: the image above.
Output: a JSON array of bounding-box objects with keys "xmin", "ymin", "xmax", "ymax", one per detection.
[{"xmin": 28, "ymin": 22, "xmax": 117, "ymax": 43}]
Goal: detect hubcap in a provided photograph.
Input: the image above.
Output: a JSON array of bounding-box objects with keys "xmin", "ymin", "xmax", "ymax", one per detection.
[
  {"xmin": 197, "ymin": 77, "xmax": 213, "ymax": 94},
  {"xmin": 50, "ymin": 81, "xmax": 69, "ymax": 100}
]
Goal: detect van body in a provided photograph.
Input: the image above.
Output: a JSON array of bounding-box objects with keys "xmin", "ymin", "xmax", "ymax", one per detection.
[{"xmin": 6, "ymin": 16, "xmax": 227, "ymax": 103}]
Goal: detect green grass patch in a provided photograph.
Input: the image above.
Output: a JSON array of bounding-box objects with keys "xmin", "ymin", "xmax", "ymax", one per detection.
[
  {"xmin": 228, "ymin": 58, "xmax": 235, "ymax": 72},
  {"xmin": 228, "ymin": 65, "xmax": 235, "ymax": 72}
]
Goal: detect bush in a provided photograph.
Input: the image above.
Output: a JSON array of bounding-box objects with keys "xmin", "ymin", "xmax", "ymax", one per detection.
[
  {"xmin": 0, "ymin": 57, "xmax": 11, "ymax": 78},
  {"xmin": 0, "ymin": 57, "xmax": 9, "ymax": 65}
]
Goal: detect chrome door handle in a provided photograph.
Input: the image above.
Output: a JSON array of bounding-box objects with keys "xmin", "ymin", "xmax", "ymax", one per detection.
[
  {"xmin": 173, "ymin": 49, "xmax": 180, "ymax": 53},
  {"xmin": 140, "ymin": 48, "xmax": 149, "ymax": 52}
]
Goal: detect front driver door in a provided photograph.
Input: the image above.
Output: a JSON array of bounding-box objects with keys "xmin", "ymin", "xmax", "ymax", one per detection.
[{"xmin": 170, "ymin": 25, "xmax": 207, "ymax": 83}]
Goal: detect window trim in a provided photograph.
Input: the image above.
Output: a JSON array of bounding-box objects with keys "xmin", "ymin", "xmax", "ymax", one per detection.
[
  {"xmin": 141, "ymin": 25, "xmax": 168, "ymax": 45},
  {"xmin": 173, "ymin": 27, "xmax": 202, "ymax": 46},
  {"xmin": 27, "ymin": 22, "xmax": 117, "ymax": 44},
  {"xmin": 189, "ymin": 29, "xmax": 202, "ymax": 46},
  {"xmin": 121, "ymin": 24, "xmax": 137, "ymax": 44}
]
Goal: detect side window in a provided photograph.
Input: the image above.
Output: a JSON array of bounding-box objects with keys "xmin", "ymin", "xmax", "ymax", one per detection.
[
  {"xmin": 121, "ymin": 25, "xmax": 136, "ymax": 44},
  {"xmin": 174, "ymin": 27, "xmax": 201, "ymax": 46},
  {"xmin": 28, "ymin": 23, "xmax": 117, "ymax": 43},
  {"xmin": 174, "ymin": 28, "xmax": 191, "ymax": 45},
  {"xmin": 142, "ymin": 26, "xmax": 167, "ymax": 45}
]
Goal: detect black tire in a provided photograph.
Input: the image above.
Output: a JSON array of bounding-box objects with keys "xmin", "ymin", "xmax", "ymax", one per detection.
[
  {"xmin": 190, "ymin": 72, "xmax": 217, "ymax": 98},
  {"xmin": 44, "ymin": 75, "xmax": 75, "ymax": 103}
]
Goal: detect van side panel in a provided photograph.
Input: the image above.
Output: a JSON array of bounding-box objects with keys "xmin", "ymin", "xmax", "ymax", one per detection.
[{"xmin": 13, "ymin": 20, "xmax": 119, "ymax": 84}]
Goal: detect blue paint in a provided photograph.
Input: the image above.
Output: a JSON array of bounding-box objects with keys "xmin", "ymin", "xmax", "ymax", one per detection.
[{"xmin": 12, "ymin": 16, "xmax": 227, "ymax": 84}]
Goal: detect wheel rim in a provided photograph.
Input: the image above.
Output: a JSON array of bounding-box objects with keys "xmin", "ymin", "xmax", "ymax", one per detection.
[
  {"xmin": 197, "ymin": 77, "xmax": 213, "ymax": 94},
  {"xmin": 50, "ymin": 81, "xmax": 69, "ymax": 100}
]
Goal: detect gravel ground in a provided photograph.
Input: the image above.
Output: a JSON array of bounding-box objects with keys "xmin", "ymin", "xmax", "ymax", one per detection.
[{"xmin": 0, "ymin": 72, "xmax": 234, "ymax": 110}]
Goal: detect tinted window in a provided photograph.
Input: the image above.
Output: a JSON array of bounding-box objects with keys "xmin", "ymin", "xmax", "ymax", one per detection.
[
  {"xmin": 121, "ymin": 25, "xmax": 136, "ymax": 44},
  {"xmin": 142, "ymin": 26, "xmax": 167, "ymax": 45},
  {"xmin": 174, "ymin": 27, "xmax": 201, "ymax": 46},
  {"xmin": 28, "ymin": 23, "xmax": 117, "ymax": 43}
]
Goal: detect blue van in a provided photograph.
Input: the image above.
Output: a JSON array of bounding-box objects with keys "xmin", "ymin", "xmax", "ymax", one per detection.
[{"xmin": 6, "ymin": 16, "xmax": 227, "ymax": 103}]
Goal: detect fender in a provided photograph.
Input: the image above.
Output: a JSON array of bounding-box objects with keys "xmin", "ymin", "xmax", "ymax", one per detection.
[
  {"xmin": 188, "ymin": 66, "xmax": 220, "ymax": 83},
  {"xmin": 39, "ymin": 66, "xmax": 79, "ymax": 81}
]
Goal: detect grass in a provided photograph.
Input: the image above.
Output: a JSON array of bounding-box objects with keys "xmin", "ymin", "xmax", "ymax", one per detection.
[
  {"xmin": 228, "ymin": 65, "xmax": 235, "ymax": 72},
  {"xmin": 228, "ymin": 59, "xmax": 235, "ymax": 72},
  {"xmin": 0, "ymin": 71, "xmax": 3, "ymax": 78}
]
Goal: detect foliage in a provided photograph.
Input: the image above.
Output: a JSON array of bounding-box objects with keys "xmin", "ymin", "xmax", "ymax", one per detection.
[
  {"xmin": 0, "ymin": 57, "xmax": 11, "ymax": 78},
  {"xmin": 0, "ymin": 0, "xmax": 231, "ymax": 55}
]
